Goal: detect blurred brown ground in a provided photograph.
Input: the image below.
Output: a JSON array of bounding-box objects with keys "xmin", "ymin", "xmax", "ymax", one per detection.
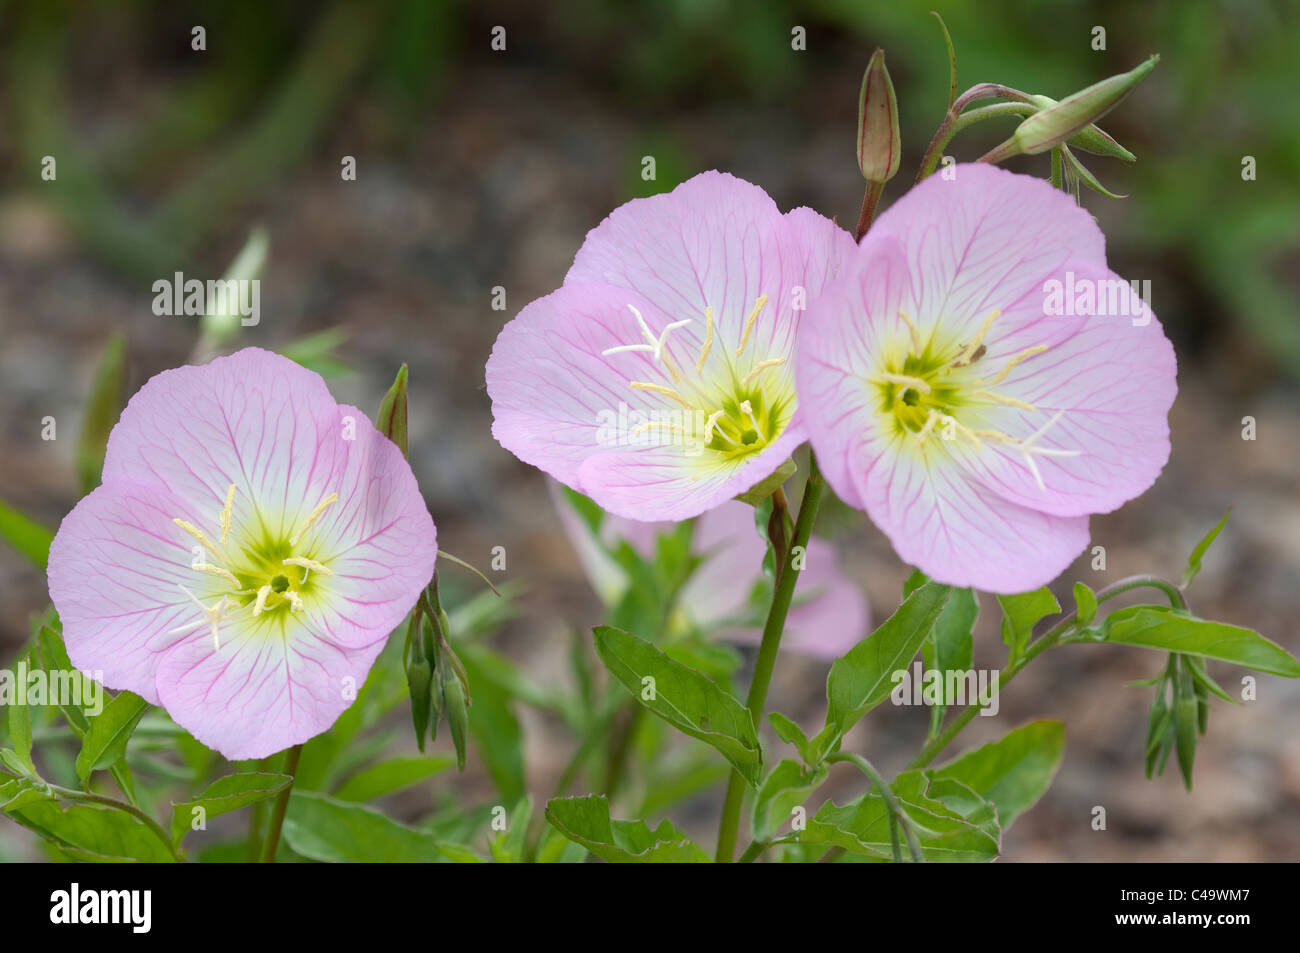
[{"xmin": 0, "ymin": 1, "xmax": 1297, "ymax": 860}]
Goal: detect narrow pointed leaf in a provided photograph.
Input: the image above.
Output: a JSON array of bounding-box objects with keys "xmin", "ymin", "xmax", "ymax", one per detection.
[{"xmin": 594, "ymin": 625, "xmax": 761, "ymax": 786}]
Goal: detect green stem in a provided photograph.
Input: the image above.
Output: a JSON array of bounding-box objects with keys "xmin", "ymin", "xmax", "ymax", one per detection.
[
  {"xmin": 47, "ymin": 784, "xmax": 181, "ymax": 861},
  {"xmin": 854, "ymin": 179, "xmax": 885, "ymax": 242},
  {"xmin": 916, "ymin": 88, "xmax": 1036, "ymax": 182},
  {"xmin": 602, "ymin": 704, "xmax": 644, "ymax": 796},
  {"xmin": 1050, "ymin": 147, "xmax": 1064, "ymax": 189},
  {"xmin": 259, "ymin": 743, "xmax": 303, "ymax": 862},
  {"xmin": 827, "ymin": 752, "xmax": 922, "ymax": 863},
  {"xmin": 909, "ymin": 575, "xmax": 1186, "ymax": 770},
  {"xmin": 715, "ymin": 456, "xmax": 826, "ymax": 862},
  {"xmin": 737, "ymin": 839, "xmax": 770, "ymax": 863}
]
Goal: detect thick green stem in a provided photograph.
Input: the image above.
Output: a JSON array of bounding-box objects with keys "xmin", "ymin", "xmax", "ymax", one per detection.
[
  {"xmin": 259, "ymin": 743, "xmax": 303, "ymax": 862},
  {"xmin": 908, "ymin": 575, "xmax": 1186, "ymax": 770},
  {"xmin": 715, "ymin": 456, "xmax": 826, "ymax": 861}
]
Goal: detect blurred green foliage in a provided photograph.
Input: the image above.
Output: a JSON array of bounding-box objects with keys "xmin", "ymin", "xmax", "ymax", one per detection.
[{"xmin": 3, "ymin": 0, "xmax": 1297, "ymax": 375}]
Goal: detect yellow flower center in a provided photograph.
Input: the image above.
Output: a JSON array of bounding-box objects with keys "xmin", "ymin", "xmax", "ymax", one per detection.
[
  {"xmin": 872, "ymin": 308, "xmax": 1082, "ymax": 490},
  {"xmin": 602, "ymin": 296, "xmax": 794, "ymax": 462},
  {"xmin": 170, "ymin": 485, "xmax": 338, "ymax": 650}
]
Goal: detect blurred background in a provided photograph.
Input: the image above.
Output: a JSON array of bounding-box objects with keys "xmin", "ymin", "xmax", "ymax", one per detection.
[{"xmin": 1, "ymin": 0, "xmax": 1297, "ymax": 860}]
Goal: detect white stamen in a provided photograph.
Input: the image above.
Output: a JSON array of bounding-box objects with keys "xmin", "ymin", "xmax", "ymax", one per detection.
[
  {"xmin": 601, "ymin": 305, "xmax": 691, "ymax": 363},
  {"xmin": 1014, "ymin": 410, "xmax": 1082, "ymax": 491},
  {"xmin": 253, "ymin": 584, "xmax": 273, "ymax": 616},
  {"xmin": 173, "ymin": 584, "xmax": 227, "ymax": 651},
  {"xmin": 283, "ymin": 556, "xmax": 333, "ymax": 577}
]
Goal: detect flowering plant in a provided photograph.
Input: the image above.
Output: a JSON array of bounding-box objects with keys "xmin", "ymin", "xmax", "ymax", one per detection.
[{"xmin": 2, "ymin": 14, "xmax": 1295, "ymax": 869}]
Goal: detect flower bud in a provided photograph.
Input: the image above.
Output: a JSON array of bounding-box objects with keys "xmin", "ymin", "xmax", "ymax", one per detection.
[
  {"xmin": 1026, "ymin": 95, "xmax": 1136, "ymax": 162},
  {"xmin": 856, "ymin": 48, "xmax": 901, "ymax": 183},
  {"xmin": 1013, "ymin": 55, "xmax": 1158, "ymax": 155},
  {"xmin": 440, "ymin": 660, "xmax": 471, "ymax": 771},
  {"xmin": 375, "ymin": 363, "xmax": 409, "ymax": 458}
]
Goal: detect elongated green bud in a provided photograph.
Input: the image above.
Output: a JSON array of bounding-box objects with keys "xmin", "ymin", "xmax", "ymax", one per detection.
[
  {"xmin": 983, "ymin": 56, "xmax": 1158, "ymax": 163},
  {"xmin": 1015, "ymin": 55, "xmax": 1158, "ymax": 155}
]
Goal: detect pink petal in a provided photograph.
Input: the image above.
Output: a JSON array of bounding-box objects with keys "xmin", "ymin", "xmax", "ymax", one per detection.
[
  {"xmin": 795, "ymin": 234, "xmax": 913, "ymax": 509},
  {"xmin": 853, "ymin": 437, "xmax": 1091, "ymax": 592},
  {"xmin": 953, "ymin": 263, "xmax": 1177, "ymax": 516},
  {"xmin": 48, "ymin": 481, "xmax": 214, "ymax": 704},
  {"xmin": 487, "ymin": 282, "xmax": 677, "ymax": 489},
  {"xmin": 575, "ymin": 424, "xmax": 807, "ymax": 522},
  {"xmin": 871, "ymin": 163, "xmax": 1107, "ymax": 346},
  {"xmin": 102, "ymin": 348, "xmax": 340, "ymax": 541},
  {"xmin": 491, "ymin": 172, "xmax": 853, "ymax": 519},
  {"xmin": 155, "ymin": 613, "xmax": 386, "ymax": 760}
]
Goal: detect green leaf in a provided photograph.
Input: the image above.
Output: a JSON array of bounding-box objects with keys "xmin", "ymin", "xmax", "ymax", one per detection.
[
  {"xmin": 799, "ymin": 771, "xmax": 999, "ymax": 862},
  {"xmin": 333, "ymin": 756, "xmax": 452, "ymax": 802},
  {"xmin": 768, "ymin": 712, "xmax": 815, "ymax": 765},
  {"xmin": 5, "ymin": 796, "xmax": 176, "ymax": 862},
  {"xmin": 931, "ymin": 720, "xmax": 1065, "ymax": 828},
  {"xmin": 170, "ymin": 772, "xmax": 291, "ymax": 844},
  {"xmin": 1184, "ymin": 654, "xmax": 1236, "ymax": 704},
  {"xmin": 1183, "ymin": 509, "xmax": 1231, "ymax": 588},
  {"xmin": 200, "ymin": 227, "xmax": 269, "ymax": 346},
  {"xmin": 76, "ymin": 331, "xmax": 127, "ymax": 494},
  {"xmin": 544, "ymin": 795, "xmax": 710, "ymax": 863},
  {"xmin": 535, "ymin": 823, "xmax": 590, "ymax": 864},
  {"xmin": 458, "ymin": 649, "xmax": 524, "ymax": 800},
  {"xmin": 752, "ymin": 759, "xmax": 827, "ymax": 841},
  {"xmin": 0, "ymin": 497, "xmax": 54, "ymax": 569},
  {"xmin": 36, "ymin": 624, "xmax": 92, "ymax": 736},
  {"xmin": 0, "ymin": 777, "xmax": 47, "ymax": 812},
  {"xmin": 593, "ymin": 625, "xmax": 762, "ymax": 786},
  {"xmin": 436, "ymin": 842, "xmax": 488, "ymax": 863},
  {"xmin": 1097, "ymin": 607, "xmax": 1300, "ymax": 676},
  {"xmin": 374, "ymin": 363, "xmax": 409, "ymax": 458},
  {"xmin": 1144, "ymin": 679, "xmax": 1173, "ymax": 779},
  {"xmin": 902, "ymin": 568, "xmax": 929, "ymax": 597},
  {"xmin": 923, "ymin": 588, "xmax": 978, "ymax": 705},
  {"xmin": 636, "ymin": 759, "xmax": 730, "ymax": 817},
  {"xmin": 1072, "ymin": 582, "xmax": 1098, "ymax": 627},
  {"xmin": 278, "ymin": 327, "xmax": 351, "ymax": 378},
  {"xmin": 996, "ymin": 587, "xmax": 1059, "ymax": 663},
  {"xmin": 75, "ymin": 690, "xmax": 149, "ymax": 784},
  {"xmin": 488, "ymin": 796, "xmax": 533, "ymax": 863},
  {"xmin": 734, "ymin": 457, "xmax": 796, "ymax": 505},
  {"xmin": 282, "ymin": 790, "xmax": 440, "ymax": 862},
  {"xmin": 813, "ymin": 582, "xmax": 952, "ymax": 760},
  {"xmin": 1060, "ymin": 146, "xmax": 1127, "ymax": 198},
  {"xmin": 6, "ymin": 651, "xmax": 35, "ymax": 776}
]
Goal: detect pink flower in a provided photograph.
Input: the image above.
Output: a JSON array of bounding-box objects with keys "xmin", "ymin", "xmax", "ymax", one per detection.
[
  {"xmin": 487, "ymin": 171, "xmax": 855, "ymax": 522},
  {"xmin": 551, "ymin": 484, "xmax": 869, "ymax": 659},
  {"xmin": 796, "ymin": 164, "xmax": 1176, "ymax": 593},
  {"xmin": 47, "ymin": 348, "xmax": 436, "ymax": 759}
]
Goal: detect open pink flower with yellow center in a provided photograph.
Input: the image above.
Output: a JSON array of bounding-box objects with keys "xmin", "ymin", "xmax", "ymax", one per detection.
[
  {"xmin": 551, "ymin": 484, "xmax": 870, "ymax": 660},
  {"xmin": 487, "ymin": 171, "xmax": 855, "ymax": 521},
  {"xmin": 797, "ymin": 164, "xmax": 1176, "ymax": 593},
  {"xmin": 47, "ymin": 348, "xmax": 436, "ymax": 759}
]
